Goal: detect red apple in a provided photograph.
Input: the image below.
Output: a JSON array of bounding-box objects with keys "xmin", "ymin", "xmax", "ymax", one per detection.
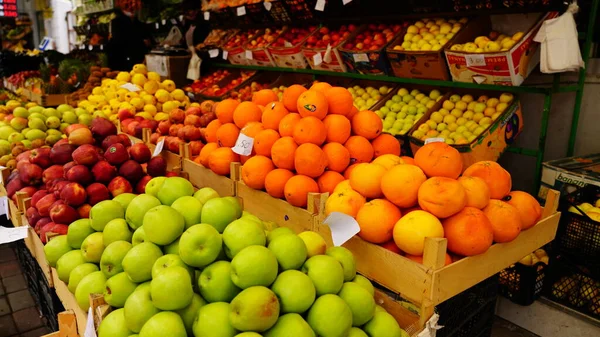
[
  {"xmin": 60, "ymin": 182, "xmax": 87, "ymax": 207},
  {"xmin": 77, "ymin": 204, "xmax": 91, "ymax": 218},
  {"xmin": 31, "ymin": 190, "xmax": 49, "ymax": 208},
  {"xmin": 85, "ymin": 183, "xmax": 110, "ymax": 206},
  {"xmin": 51, "ymin": 181, "xmax": 69, "ymax": 199},
  {"xmin": 91, "ymin": 161, "xmax": 117, "ymax": 184},
  {"xmin": 186, "ymin": 107, "xmax": 202, "ymax": 116},
  {"xmin": 118, "ymin": 109, "xmax": 135, "ymax": 121},
  {"xmin": 34, "ymin": 217, "xmax": 52, "ymax": 234},
  {"xmin": 63, "ymin": 161, "xmax": 77, "ymax": 177},
  {"xmin": 108, "ymin": 176, "xmax": 133, "ymax": 197},
  {"xmin": 36, "ymin": 194, "xmax": 57, "ymax": 217},
  {"xmin": 101, "ymin": 135, "xmax": 123, "ymax": 151},
  {"xmin": 135, "ymin": 175, "xmax": 152, "ymax": 194},
  {"xmin": 6, "ymin": 178, "xmax": 25, "ymax": 198},
  {"xmin": 165, "ymin": 171, "xmax": 179, "ymax": 177},
  {"xmin": 150, "ymin": 133, "xmax": 160, "ymax": 144},
  {"xmin": 119, "ymin": 160, "xmax": 144, "ymax": 183},
  {"xmin": 29, "ymin": 147, "xmax": 52, "ymax": 168},
  {"xmin": 18, "ymin": 163, "xmax": 43, "ymax": 185},
  {"xmin": 129, "ymin": 143, "xmax": 152, "ymax": 163},
  {"xmin": 26, "ymin": 207, "xmax": 41, "ymax": 227},
  {"xmin": 158, "ymin": 120, "xmax": 172, "ymax": 135},
  {"xmin": 64, "ymin": 124, "xmax": 87, "ymax": 136},
  {"xmin": 50, "ymin": 144, "xmax": 77, "ymax": 165},
  {"xmin": 72, "ymin": 144, "xmax": 100, "ymax": 166},
  {"xmin": 104, "ymin": 143, "xmax": 129, "ymax": 165},
  {"xmin": 42, "ymin": 165, "xmax": 64, "ymax": 185},
  {"xmin": 147, "ymin": 156, "xmax": 167, "ymax": 177},
  {"xmin": 49, "ymin": 203, "xmax": 79, "ymax": 225},
  {"xmin": 65, "ymin": 165, "xmax": 93, "ymax": 185},
  {"xmin": 126, "ymin": 121, "xmax": 139, "ymax": 136},
  {"xmin": 91, "ymin": 117, "xmax": 117, "ymax": 139},
  {"xmin": 117, "ymin": 134, "xmax": 132, "ymax": 147}
]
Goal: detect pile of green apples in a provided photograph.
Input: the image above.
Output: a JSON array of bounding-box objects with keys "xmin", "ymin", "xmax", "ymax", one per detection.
[
  {"xmin": 347, "ymin": 85, "xmax": 392, "ymax": 111},
  {"xmin": 376, "ymin": 88, "xmax": 443, "ymax": 136},
  {"xmin": 44, "ymin": 176, "xmax": 408, "ymax": 337}
]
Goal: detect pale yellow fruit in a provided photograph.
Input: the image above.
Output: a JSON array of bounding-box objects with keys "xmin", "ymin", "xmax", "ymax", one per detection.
[
  {"xmin": 144, "ymin": 104, "xmax": 158, "ymax": 115},
  {"xmin": 147, "ymin": 72, "xmax": 161, "ymax": 82},
  {"xmin": 144, "ymin": 80, "xmax": 160, "ymax": 95},
  {"xmin": 162, "ymin": 101, "xmax": 179, "ymax": 113},
  {"xmin": 142, "ymin": 94, "xmax": 156, "ymax": 105},
  {"xmin": 131, "ymin": 73, "xmax": 147, "ymax": 87},
  {"xmin": 132, "ymin": 64, "xmax": 148, "ymax": 75},
  {"xmin": 130, "ymin": 97, "xmax": 145, "ymax": 111},
  {"xmin": 485, "ymin": 41, "xmax": 501, "ymax": 52},
  {"xmin": 92, "ymin": 87, "xmax": 104, "ymax": 95},
  {"xmin": 154, "ymin": 112, "xmax": 169, "ymax": 121},
  {"xmin": 155, "ymin": 89, "xmax": 171, "ymax": 103},
  {"xmin": 136, "ymin": 112, "xmax": 153, "ymax": 120},
  {"xmin": 172, "ymin": 89, "xmax": 186, "ymax": 102},
  {"xmin": 512, "ymin": 32, "xmax": 524, "ymax": 41},
  {"xmin": 407, "ymin": 26, "xmax": 418, "ymax": 34},
  {"xmin": 162, "ymin": 80, "xmax": 176, "ymax": 92},
  {"xmin": 116, "ymin": 72, "xmax": 131, "ymax": 82},
  {"xmin": 499, "ymin": 93, "xmax": 514, "ymax": 103}
]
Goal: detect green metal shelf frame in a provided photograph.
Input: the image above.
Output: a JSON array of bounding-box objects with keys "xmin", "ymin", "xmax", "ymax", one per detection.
[{"xmin": 207, "ymin": 1, "xmax": 598, "ymax": 193}]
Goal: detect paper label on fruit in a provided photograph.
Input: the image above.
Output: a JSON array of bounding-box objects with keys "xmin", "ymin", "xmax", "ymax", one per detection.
[
  {"xmin": 120, "ymin": 83, "xmax": 141, "ymax": 92},
  {"xmin": 315, "ymin": 0, "xmax": 326, "ymax": 11},
  {"xmin": 465, "ymin": 54, "xmax": 486, "ymax": 67},
  {"xmin": 204, "ymin": 12, "xmax": 210, "ymax": 20},
  {"xmin": 232, "ymin": 133, "xmax": 254, "ymax": 156},
  {"xmin": 245, "ymin": 50, "xmax": 253, "ymax": 60},
  {"xmin": 222, "ymin": 50, "xmax": 229, "ymax": 60},
  {"xmin": 237, "ymin": 6, "xmax": 246, "ymax": 16},
  {"xmin": 353, "ymin": 53, "xmax": 369, "ymax": 62},
  {"xmin": 84, "ymin": 308, "xmax": 97, "ymax": 337},
  {"xmin": 0, "ymin": 226, "xmax": 28, "ymax": 245},
  {"xmin": 324, "ymin": 212, "xmax": 360, "ymax": 246},
  {"xmin": 313, "ymin": 52, "xmax": 323, "ymax": 66},
  {"xmin": 0, "ymin": 196, "xmax": 9, "ymax": 220},
  {"xmin": 153, "ymin": 138, "xmax": 165, "ymax": 157},
  {"xmin": 424, "ymin": 138, "xmax": 445, "ymax": 144},
  {"xmin": 209, "ymin": 49, "xmax": 219, "ymax": 58},
  {"xmin": 264, "ymin": 2, "xmax": 272, "ymax": 11}
]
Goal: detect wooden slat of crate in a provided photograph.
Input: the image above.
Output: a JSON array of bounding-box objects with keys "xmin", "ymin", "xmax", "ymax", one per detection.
[
  {"xmin": 52, "ymin": 268, "xmax": 88, "ymax": 337},
  {"xmin": 374, "ymin": 289, "xmax": 422, "ymax": 336},
  {"xmin": 42, "ymin": 311, "xmax": 79, "ymax": 337},
  {"xmin": 181, "ymin": 158, "xmax": 237, "ymax": 197}
]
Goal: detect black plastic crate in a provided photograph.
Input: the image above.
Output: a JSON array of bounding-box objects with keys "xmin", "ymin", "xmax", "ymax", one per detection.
[
  {"xmin": 543, "ymin": 253, "xmax": 600, "ymax": 319},
  {"xmin": 499, "ymin": 262, "xmax": 547, "ymax": 306},
  {"xmin": 436, "ymin": 275, "xmax": 499, "ymax": 337},
  {"xmin": 554, "ymin": 184, "xmax": 600, "ymax": 262}
]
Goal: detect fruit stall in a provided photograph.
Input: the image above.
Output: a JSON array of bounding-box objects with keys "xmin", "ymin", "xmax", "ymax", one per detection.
[{"xmin": 1, "ymin": 0, "xmax": 599, "ymax": 337}]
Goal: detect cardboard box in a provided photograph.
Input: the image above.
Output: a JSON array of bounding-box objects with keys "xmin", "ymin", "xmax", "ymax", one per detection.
[
  {"xmin": 539, "ymin": 154, "xmax": 600, "ymax": 201},
  {"xmin": 221, "ymin": 30, "xmax": 261, "ymax": 65},
  {"xmin": 302, "ymin": 25, "xmax": 351, "ymax": 73},
  {"xmin": 339, "ymin": 25, "xmax": 398, "ymax": 76},
  {"xmin": 444, "ymin": 12, "xmax": 557, "ymax": 86},
  {"xmin": 244, "ymin": 28, "xmax": 284, "ymax": 67},
  {"xmin": 267, "ymin": 27, "xmax": 314, "ymax": 69},
  {"xmin": 409, "ymin": 96, "xmax": 524, "ymax": 168}
]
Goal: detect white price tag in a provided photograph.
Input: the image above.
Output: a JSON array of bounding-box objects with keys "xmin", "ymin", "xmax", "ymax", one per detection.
[
  {"xmin": 343, "ymin": 0, "xmax": 352, "ymax": 4},
  {"xmin": 222, "ymin": 50, "xmax": 229, "ymax": 60},
  {"xmin": 315, "ymin": 0, "xmax": 326, "ymax": 11},
  {"xmin": 171, "ymin": 18, "xmax": 177, "ymax": 25},
  {"xmin": 232, "ymin": 134, "xmax": 254, "ymax": 156},
  {"xmin": 245, "ymin": 50, "xmax": 253, "ymax": 60},
  {"xmin": 313, "ymin": 52, "xmax": 323, "ymax": 66},
  {"xmin": 353, "ymin": 53, "xmax": 369, "ymax": 62},
  {"xmin": 264, "ymin": 2, "xmax": 272, "ymax": 11},
  {"xmin": 237, "ymin": 6, "xmax": 246, "ymax": 16},
  {"xmin": 179, "ymin": 15, "xmax": 184, "ymax": 22},
  {"xmin": 323, "ymin": 212, "xmax": 360, "ymax": 246},
  {"xmin": 209, "ymin": 49, "xmax": 219, "ymax": 58},
  {"xmin": 0, "ymin": 226, "xmax": 28, "ymax": 245},
  {"xmin": 88, "ymin": 45, "xmax": 93, "ymax": 51},
  {"xmin": 0, "ymin": 196, "xmax": 8, "ymax": 220},
  {"xmin": 100, "ymin": 45, "xmax": 104, "ymax": 50},
  {"xmin": 324, "ymin": 43, "xmax": 333, "ymax": 63},
  {"xmin": 84, "ymin": 308, "xmax": 97, "ymax": 337},
  {"xmin": 153, "ymin": 138, "xmax": 165, "ymax": 157},
  {"xmin": 120, "ymin": 83, "xmax": 141, "ymax": 92},
  {"xmin": 204, "ymin": 12, "xmax": 210, "ymax": 20},
  {"xmin": 79, "ymin": 44, "xmax": 85, "ymax": 49},
  {"xmin": 155, "ymin": 22, "xmax": 160, "ymax": 29},
  {"xmin": 161, "ymin": 19, "xmax": 167, "ymax": 25},
  {"xmin": 465, "ymin": 54, "xmax": 486, "ymax": 67},
  {"xmin": 424, "ymin": 137, "xmax": 446, "ymax": 144}
]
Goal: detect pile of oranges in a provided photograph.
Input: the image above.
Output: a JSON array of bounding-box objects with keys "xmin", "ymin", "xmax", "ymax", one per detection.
[{"xmin": 196, "ymin": 82, "xmax": 404, "ymax": 208}]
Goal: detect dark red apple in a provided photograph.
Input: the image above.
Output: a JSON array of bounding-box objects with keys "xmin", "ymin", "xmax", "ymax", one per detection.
[
  {"xmin": 16, "ymin": 150, "xmax": 32, "ymax": 163},
  {"xmin": 65, "ymin": 165, "xmax": 93, "ymax": 185},
  {"xmin": 129, "ymin": 143, "xmax": 152, "ymax": 163},
  {"xmin": 119, "ymin": 160, "xmax": 144, "ymax": 183},
  {"xmin": 63, "ymin": 161, "xmax": 77, "ymax": 177},
  {"xmin": 49, "ymin": 203, "xmax": 79, "ymax": 225},
  {"xmin": 31, "ymin": 190, "xmax": 49, "ymax": 208},
  {"xmin": 26, "ymin": 207, "xmax": 41, "ymax": 226},
  {"xmin": 72, "ymin": 144, "xmax": 100, "ymax": 166},
  {"xmin": 6, "ymin": 178, "xmax": 25, "ymax": 198},
  {"xmin": 60, "ymin": 182, "xmax": 87, "ymax": 207},
  {"xmin": 42, "ymin": 165, "xmax": 64, "ymax": 185},
  {"xmin": 85, "ymin": 183, "xmax": 110, "ymax": 206},
  {"xmin": 50, "ymin": 144, "xmax": 77, "ymax": 165},
  {"xmin": 118, "ymin": 109, "xmax": 135, "ymax": 121},
  {"xmin": 135, "ymin": 175, "xmax": 152, "ymax": 194},
  {"xmin": 101, "ymin": 135, "xmax": 124, "ymax": 151},
  {"xmin": 91, "ymin": 117, "xmax": 117, "ymax": 139},
  {"xmin": 36, "ymin": 194, "xmax": 57, "ymax": 217},
  {"xmin": 34, "ymin": 217, "xmax": 52, "ymax": 234},
  {"xmin": 117, "ymin": 134, "xmax": 132, "ymax": 147},
  {"xmin": 108, "ymin": 176, "xmax": 133, "ymax": 197},
  {"xmin": 147, "ymin": 156, "xmax": 167, "ymax": 177},
  {"xmin": 91, "ymin": 161, "xmax": 117, "ymax": 184},
  {"xmin": 18, "ymin": 163, "xmax": 43, "ymax": 185},
  {"xmin": 166, "ymin": 171, "xmax": 179, "ymax": 177},
  {"xmin": 104, "ymin": 143, "xmax": 129, "ymax": 166},
  {"xmin": 29, "ymin": 147, "xmax": 52, "ymax": 168}
]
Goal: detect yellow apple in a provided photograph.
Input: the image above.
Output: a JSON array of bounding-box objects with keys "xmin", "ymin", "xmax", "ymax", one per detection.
[
  {"xmin": 463, "ymin": 43, "xmax": 477, "ymax": 52},
  {"xmin": 485, "ymin": 41, "xmax": 501, "ymax": 52},
  {"xmin": 512, "ymin": 31, "xmax": 524, "ymax": 41},
  {"xmin": 499, "ymin": 93, "xmax": 514, "ymax": 103},
  {"xmin": 407, "ymin": 26, "xmax": 418, "ymax": 34}
]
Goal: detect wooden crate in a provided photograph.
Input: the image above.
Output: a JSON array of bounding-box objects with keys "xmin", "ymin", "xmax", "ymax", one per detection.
[
  {"xmin": 42, "ymin": 311, "xmax": 79, "ymax": 337},
  {"xmin": 179, "ymin": 144, "xmax": 237, "ymax": 197},
  {"xmin": 231, "ymin": 163, "xmax": 328, "ymax": 233},
  {"xmin": 313, "ymin": 190, "xmax": 561, "ymax": 330},
  {"xmin": 141, "ymin": 129, "xmax": 183, "ymax": 172},
  {"xmin": 52, "ymin": 268, "xmax": 89, "ymax": 337}
]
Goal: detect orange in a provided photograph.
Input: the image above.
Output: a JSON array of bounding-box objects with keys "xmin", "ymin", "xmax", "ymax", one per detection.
[
  {"xmin": 279, "ymin": 113, "xmax": 302, "ymax": 137},
  {"xmin": 295, "ymin": 143, "xmax": 327, "ymax": 178},
  {"xmin": 196, "ymin": 142, "xmax": 219, "ymax": 167},
  {"xmin": 233, "ymin": 101, "xmax": 262, "ymax": 129},
  {"xmin": 297, "ymin": 90, "xmax": 328, "ymax": 120},
  {"xmin": 317, "ymin": 171, "xmax": 345, "ymax": 195},
  {"xmin": 323, "ymin": 114, "xmax": 351, "ymax": 144},
  {"xmin": 322, "ymin": 142, "xmax": 350, "ymax": 173},
  {"xmin": 252, "ymin": 89, "xmax": 279, "ymax": 106},
  {"xmin": 215, "ymin": 99, "xmax": 240, "ymax": 124},
  {"xmin": 351, "ymin": 110, "xmax": 383, "ymax": 140},
  {"xmin": 503, "ymin": 191, "xmax": 542, "ymax": 230},
  {"xmin": 240, "ymin": 121, "xmax": 264, "ymax": 138},
  {"xmin": 284, "ymin": 175, "xmax": 319, "ymax": 208},
  {"xmin": 347, "ymin": 106, "xmax": 359, "ymax": 119},
  {"xmin": 393, "ymin": 210, "xmax": 444, "ymax": 255},
  {"xmin": 216, "ymin": 123, "xmax": 240, "ymax": 148},
  {"xmin": 401, "ymin": 156, "xmax": 415, "ymax": 165},
  {"xmin": 380, "ymin": 241, "xmax": 403, "ymax": 255},
  {"xmin": 443, "ymin": 207, "xmax": 494, "ymax": 256},
  {"xmin": 282, "ymin": 85, "xmax": 307, "ymax": 112},
  {"xmin": 254, "ymin": 129, "xmax": 280, "ymax": 157},
  {"xmin": 325, "ymin": 188, "xmax": 366, "ymax": 217},
  {"xmin": 241, "ymin": 155, "xmax": 275, "ymax": 190},
  {"xmin": 271, "ymin": 137, "xmax": 298, "ymax": 170},
  {"xmin": 292, "ymin": 116, "xmax": 327, "ymax": 145},
  {"xmin": 414, "ymin": 142, "xmax": 463, "ymax": 179},
  {"xmin": 310, "ymin": 82, "xmax": 333, "ymax": 93},
  {"xmin": 343, "ymin": 163, "xmax": 359, "ymax": 180},
  {"xmin": 372, "ymin": 154, "xmax": 404, "ymax": 170},
  {"xmin": 463, "ymin": 161, "xmax": 512, "ymax": 199},
  {"xmin": 371, "ymin": 134, "xmax": 400, "ymax": 157},
  {"xmin": 349, "ymin": 163, "xmax": 387, "ymax": 199},
  {"xmin": 324, "ymin": 87, "xmax": 353, "ymax": 116},
  {"xmin": 381, "ymin": 164, "xmax": 427, "ymax": 208},
  {"xmin": 457, "ymin": 176, "xmax": 490, "ymax": 209},
  {"xmin": 265, "ymin": 169, "xmax": 295, "ymax": 199},
  {"xmin": 482, "ymin": 199, "xmax": 522, "ymax": 243},
  {"xmin": 356, "ymin": 199, "xmax": 402, "ymax": 243},
  {"xmin": 262, "ymin": 102, "xmax": 289, "ymax": 130},
  {"xmin": 344, "ymin": 136, "xmax": 374, "ymax": 164},
  {"xmin": 418, "ymin": 177, "xmax": 467, "ymax": 218},
  {"xmin": 205, "ymin": 119, "xmax": 222, "ymax": 143},
  {"xmin": 208, "ymin": 147, "xmax": 240, "ymax": 176}
]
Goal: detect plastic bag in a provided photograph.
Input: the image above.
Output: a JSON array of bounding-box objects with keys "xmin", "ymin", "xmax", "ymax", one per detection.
[
  {"xmin": 186, "ymin": 25, "xmax": 201, "ymax": 80},
  {"xmin": 163, "ymin": 26, "xmax": 183, "ymax": 47},
  {"xmin": 534, "ymin": 2, "xmax": 584, "ymax": 73}
]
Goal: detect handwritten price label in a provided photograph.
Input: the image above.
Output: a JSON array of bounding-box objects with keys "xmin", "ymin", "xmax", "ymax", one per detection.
[
  {"xmin": 153, "ymin": 138, "xmax": 165, "ymax": 157},
  {"xmin": 465, "ymin": 54, "xmax": 486, "ymax": 67},
  {"xmin": 222, "ymin": 50, "xmax": 229, "ymax": 60},
  {"xmin": 232, "ymin": 134, "xmax": 254, "ymax": 156},
  {"xmin": 313, "ymin": 52, "xmax": 323, "ymax": 66},
  {"xmin": 237, "ymin": 6, "xmax": 246, "ymax": 16}
]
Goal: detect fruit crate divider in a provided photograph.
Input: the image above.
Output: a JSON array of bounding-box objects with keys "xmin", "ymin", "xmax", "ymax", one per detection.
[
  {"xmin": 179, "ymin": 145, "xmax": 238, "ymax": 197},
  {"xmin": 142, "ymin": 128, "xmax": 184, "ymax": 171}
]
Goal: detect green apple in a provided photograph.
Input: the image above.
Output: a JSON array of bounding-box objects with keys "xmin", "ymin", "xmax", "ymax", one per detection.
[
  {"xmin": 90, "ymin": 200, "xmax": 125, "ymax": 231},
  {"xmin": 67, "ymin": 219, "xmax": 95, "ymax": 249},
  {"xmin": 157, "ymin": 177, "xmax": 194, "ymax": 206},
  {"xmin": 105, "ymin": 272, "xmax": 138, "ymax": 308},
  {"xmin": 298, "ymin": 231, "xmax": 326, "ymax": 257},
  {"xmin": 145, "ymin": 177, "xmax": 167, "ymax": 197},
  {"xmin": 223, "ymin": 218, "xmax": 266, "ymax": 258},
  {"xmin": 179, "ymin": 224, "xmax": 222, "ymax": 268},
  {"xmin": 264, "ymin": 313, "xmax": 315, "ymax": 337},
  {"xmin": 326, "ymin": 246, "xmax": 357, "ymax": 281},
  {"xmin": 302, "ymin": 255, "xmax": 344, "ymax": 296},
  {"xmin": 44, "ymin": 235, "xmax": 72, "ymax": 267},
  {"xmin": 101, "ymin": 241, "xmax": 133, "ymax": 278},
  {"xmin": 201, "ymin": 198, "xmax": 240, "ymax": 233},
  {"xmin": 231, "ymin": 246, "xmax": 278, "ymax": 289},
  {"xmin": 132, "ymin": 227, "xmax": 146, "ymax": 246},
  {"xmin": 122, "ymin": 242, "xmax": 163, "ymax": 282},
  {"xmin": 143, "ymin": 205, "xmax": 185, "ymax": 245},
  {"xmin": 271, "ymin": 270, "xmax": 315, "ymax": 314},
  {"xmin": 81, "ymin": 232, "xmax": 105, "ymax": 263},
  {"xmin": 75, "ymin": 271, "xmax": 107, "ymax": 310},
  {"xmin": 193, "ymin": 187, "xmax": 219, "ymax": 203},
  {"xmin": 151, "ymin": 254, "xmax": 194, "ymax": 280},
  {"xmin": 363, "ymin": 311, "xmax": 408, "ymax": 337},
  {"xmin": 230, "ymin": 286, "xmax": 279, "ymax": 332},
  {"xmin": 139, "ymin": 311, "xmax": 187, "ymax": 337},
  {"xmin": 56, "ymin": 250, "xmax": 86, "ymax": 283},
  {"xmin": 164, "ymin": 237, "xmax": 179, "ymax": 254},
  {"xmin": 235, "ymin": 333, "xmax": 262, "ymax": 337},
  {"xmin": 193, "ymin": 302, "xmax": 238, "ymax": 337},
  {"xmin": 224, "ymin": 196, "xmax": 243, "ymax": 219},
  {"xmin": 150, "ymin": 266, "xmax": 193, "ymax": 310},
  {"xmin": 199, "ymin": 261, "xmax": 241, "ymax": 302},
  {"xmin": 68, "ymin": 263, "xmax": 99, "ymax": 293},
  {"xmin": 338, "ymin": 282, "xmax": 376, "ymax": 326},
  {"xmin": 171, "ymin": 196, "xmax": 203, "ymax": 230},
  {"xmin": 125, "ymin": 194, "xmax": 161, "ymax": 230},
  {"xmin": 375, "ymin": 305, "xmax": 386, "ymax": 313},
  {"xmin": 62, "ymin": 110, "xmax": 78, "ymax": 124},
  {"xmin": 124, "ymin": 282, "xmax": 160, "ymax": 333},
  {"xmin": 349, "ymin": 327, "xmax": 369, "ymax": 337},
  {"xmin": 104, "ymin": 219, "xmax": 133, "ymax": 246},
  {"xmin": 351, "ymin": 275, "xmax": 375, "ymax": 296},
  {"xmin": 98, "ymin": 308, "xmax": 132, "ymax": 337},
  {"xmin": 113, "ymin": 193, "xmax": 136, "ymax": 211},
  {"xmin": 268, "ymin": 234, "xmax": 307, "ymax": 270},
  {"xmin": 307, "ymin": 294, "xmax": 352, "ymax": 337},
  {"xmin": 240, "ymin": 212, "xmax": 264, "ymax": 230},
  {"xmin": 175, "ymin": 293, "xmax": 206, "ymax": 336},
  {"xmin": 266, "ymin": 227, "xmax": 294, "ymax": 244}
]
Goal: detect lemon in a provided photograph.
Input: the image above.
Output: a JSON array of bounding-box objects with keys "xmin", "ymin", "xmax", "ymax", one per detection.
[
  {"xmin": 130, "ymin": 98, "xmax": 145, "ymax": 111},
  {"xmin": 162, "ymin": 80, "xmax": 176, "ymax": 92},
  {"xmin": 136, "ymin": 112, "xmax": 153, "ymax": 120},
  {"xmin": 144, "ymin": 80, "xmax": 160, "ymax": 95},
  {"xmin": 116, "ymin": 72, "xmax": 131, "ymax": 82},
  {"xmin": 154, "ymin": 112, "xmax": 169, "ymax": 121},
  {"xmin": 155, "ymin": 89, "xmax": 171, "ymax": 103},
  {"xmin": 172, "ymin": 89, "xmax": 186, "ymax": 102},
  {"xmin": 132, "ymin": 73, "xmax": 147, "ymax": 87},
  {"xmin": 162, "ymin": 101, "xmax": 179, "ymax": 113},
  {"xmin": 133, "ymin": 64, "xmax": 148, "ymax": 75},
  {"xmin": 147, "ymin": 72, "xmax": 161, "ymax": 82},
  {"xmin": 144, "ymin": 104, "xmax": 157, "ymax": 115}
]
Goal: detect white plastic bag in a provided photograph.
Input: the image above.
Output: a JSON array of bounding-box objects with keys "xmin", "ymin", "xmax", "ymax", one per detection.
[
  {"xmin": 186, "ymin": 25, "xmax": 202, "ymax": 80},
  {"xmin": 534, "ymin": 2, "xmax": 584, "ymax": 73},
  {"xmin": 163, "ymin": 26, "xmax": 183, "ymax": 47}
]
